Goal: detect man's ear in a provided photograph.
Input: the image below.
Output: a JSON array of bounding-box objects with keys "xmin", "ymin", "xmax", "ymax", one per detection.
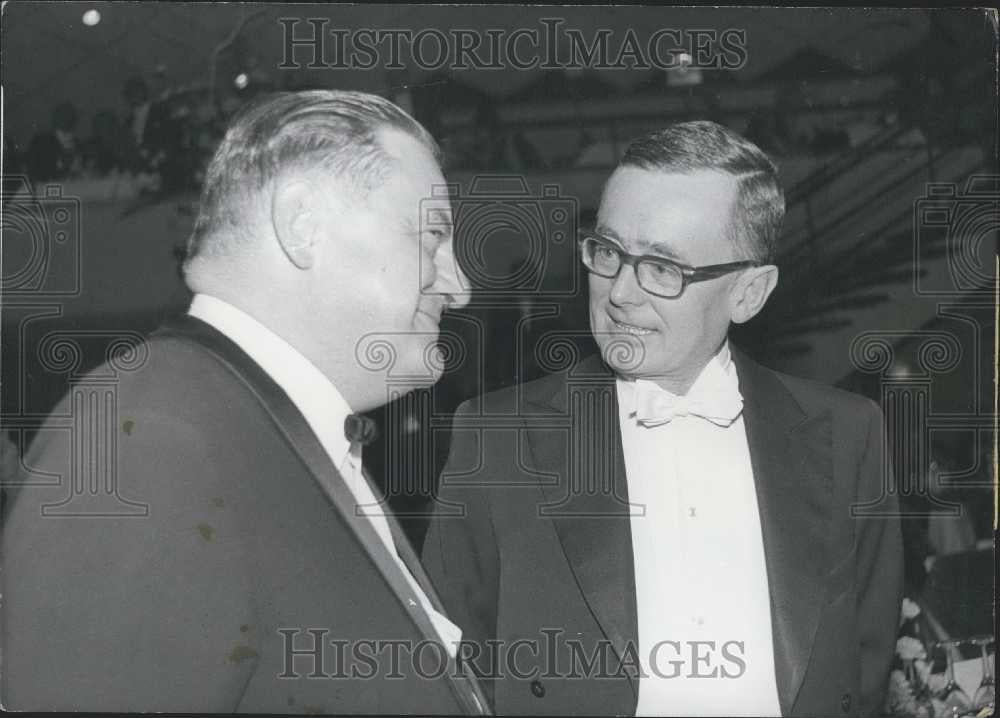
[
  {"xmin": 730, "ymin": 264, "xmax": 779, "ymax": 324},
  {"xmin": 271, "ymin": 179, "xmax": 319, "ymax": 270}
]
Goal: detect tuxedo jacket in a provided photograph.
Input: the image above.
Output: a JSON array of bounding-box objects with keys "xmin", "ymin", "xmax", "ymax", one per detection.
[
  {"xmin": 2, "ymin": 315, "xmax": 488, "ymax": 714},
  {"xmin": 423, "ymin": 349, "xmax": 903, "ymax": 717}
]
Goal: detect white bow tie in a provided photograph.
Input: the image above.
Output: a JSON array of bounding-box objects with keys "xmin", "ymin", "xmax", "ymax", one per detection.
[{"xmin": 630, "ymin": 370, "xmax": 743, "ymax": 428}]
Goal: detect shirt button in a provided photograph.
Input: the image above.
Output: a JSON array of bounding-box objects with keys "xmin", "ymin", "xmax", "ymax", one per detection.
[
  {"xmin": 840, "ymin": 692, "xmax": 852, "ymax": 713},
  {"xmin": 530, "ymin": 679, "xmax": 546, "ymax": 698}
]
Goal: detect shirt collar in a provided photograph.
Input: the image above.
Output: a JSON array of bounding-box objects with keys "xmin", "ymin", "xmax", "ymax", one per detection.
[
  {"xmin": 188, "ymin": 293, "xmax": 354, "ymax": 469},
  {"xmin": 617, "ymin": 340, "xmax": 739, "ymax": 413}
]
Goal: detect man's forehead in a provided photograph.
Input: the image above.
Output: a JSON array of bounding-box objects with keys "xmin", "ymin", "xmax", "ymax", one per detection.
[
  {"xmin": 605, "ymin": 166, "xmax": 739, "ymax": 200},
  {"xmin": 597, "ymin": 167, "xmax": 739, "ymax": 257},
  {"xmin": 593, "ymin": 223, "xmax": 686, "ymax": 261},
  {"xmin": 371, "ymin": 128, "xmax": 448, "ymax": 210},
  {"xmin": 416, "ymin": 181, "xmax": 453, "ymax": 225},
  {"xmin": 424, "ymin": 204, "xmax": 452, "ymax": 221},
  {"xmin": 375, "ymin": 125, "xmax": 428, "ymax": 158},
  {"xmin": 366, "ymin": 179, "xmax": 450, "ymax": 232},
  {"xmin": 601, "ymin": 167, "xmax": 737, "ymax": 217},
  {"xmin": 375, "ymin": 126, "xmax": 441, "ymax": 179}
]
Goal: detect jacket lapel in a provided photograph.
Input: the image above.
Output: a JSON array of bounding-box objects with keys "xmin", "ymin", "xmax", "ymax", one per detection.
[
  {"xmin": 525, "ymin": 354, "xmax": 640, "ymax": 705},
  {"xmin": 733, "ymin": 348, "xmax": 833, "ymax": 715},
  {"xmin": 373, "ymin": 472, "xmax": 449, "ymax": 614},
  {"xmin": 524, "ymin": 348, "xmax": 833, "ymax": 715},
  {"xmin": 154, "ymin": 316, "xmax": 490, "ymax": 715}
]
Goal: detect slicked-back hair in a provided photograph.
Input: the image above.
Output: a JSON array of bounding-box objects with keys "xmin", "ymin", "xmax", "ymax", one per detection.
[
  {"xmin": 620, "ymin": 121, "xmax": 784, "ymax": 264},
  {"xmin": 185, "ymin": 89, "xmax": 441, "ymax": 266}
]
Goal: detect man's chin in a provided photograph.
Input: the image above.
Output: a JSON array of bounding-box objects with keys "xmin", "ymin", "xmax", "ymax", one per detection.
[
  {"xmin": 412, "ymin": 308, "xmax": 443, "ymax": 334},
  {"xmin": 389, "ymin": 342, "xmax": 442, "ymax": 382}
]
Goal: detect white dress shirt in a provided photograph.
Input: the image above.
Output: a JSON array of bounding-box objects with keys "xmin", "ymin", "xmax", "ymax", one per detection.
[
  {"xmin": 616, "ymin": 342, "xmax": 781, "ymax": 716},
  {"xmin": 188, "ymin": 293, "xmax": 461, "ymax": 655}
]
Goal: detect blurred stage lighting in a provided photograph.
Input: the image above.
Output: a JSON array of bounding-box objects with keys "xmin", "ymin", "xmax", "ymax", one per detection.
[
  {"xmin": 234, "ymin": 73, "xmax": 249, "ymax": 89},
  {"xmin": 82, "ymin": 9, "xmax": 101, "ymax": 26}
]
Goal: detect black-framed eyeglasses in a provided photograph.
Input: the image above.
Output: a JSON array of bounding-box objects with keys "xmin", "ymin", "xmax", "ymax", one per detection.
[{"xmin": 578, "ymin": 230, "xmax": 759, "ymax": 299}]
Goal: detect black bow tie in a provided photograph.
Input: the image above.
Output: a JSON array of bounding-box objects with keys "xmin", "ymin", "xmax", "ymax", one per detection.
[{"xmin": 344, "ymin": 414, "xmax": 379, "ymax": 446}]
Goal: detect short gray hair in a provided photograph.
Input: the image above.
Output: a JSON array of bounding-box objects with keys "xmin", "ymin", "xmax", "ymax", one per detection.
[
  {"xmin": 620, "ymin": 121, "xmax": 784, "ymax": 264},
  {"xmin": 185, "ymin": 89, "xmax": 440, "ymax": 265}
]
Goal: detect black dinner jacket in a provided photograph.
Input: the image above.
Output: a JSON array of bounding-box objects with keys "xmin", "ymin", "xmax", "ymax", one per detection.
[
  {"xmin": 423, "ymin": 348, "xmax": 903, "ymax": 717},
  {"xmin": 2, "ymin": 315, "xmax": 489, "ymax": 715}
]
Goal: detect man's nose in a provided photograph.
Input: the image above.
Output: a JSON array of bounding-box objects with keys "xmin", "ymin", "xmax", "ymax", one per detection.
[
  {"xmin": 430, "ymin": 241, "xmax": 471, "ymax": 309},
  {"xmin": 608, "ymin": 264, "xmax": 644, "ymax": 306}
]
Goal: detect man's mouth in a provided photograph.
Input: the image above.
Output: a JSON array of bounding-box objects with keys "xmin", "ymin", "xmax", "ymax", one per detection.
[{"xmin": 610, "ymin": 318, "xmax": 655, "ymax": 336}]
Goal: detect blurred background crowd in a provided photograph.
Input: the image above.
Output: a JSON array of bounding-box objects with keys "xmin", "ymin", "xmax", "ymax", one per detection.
[{"xmin": 6, "ymin": 43, "xmax": 992, "ymax": 194}]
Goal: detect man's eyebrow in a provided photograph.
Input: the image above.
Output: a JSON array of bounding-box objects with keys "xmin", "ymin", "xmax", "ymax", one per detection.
[
  {"xmin": 594, "ymin": 224, "xmax": 624, "ymax": 244},
  {"xmin": 642, "ymin": 240, "xmax": 685, "ymax": 262},
  {"xmin": 594, "ymin": 224, "xmax": 685, "ymax": 261}
]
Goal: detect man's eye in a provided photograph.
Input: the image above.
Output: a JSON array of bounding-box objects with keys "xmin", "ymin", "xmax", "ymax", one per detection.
[{"xmin": 646, "ymin": 262, "xmax": 672, "ymax": 276}]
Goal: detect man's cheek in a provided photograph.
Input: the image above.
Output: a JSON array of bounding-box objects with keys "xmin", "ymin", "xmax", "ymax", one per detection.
[{"xmin": 588, "ymin": 276, "xmax": 610, "ymax": 303}]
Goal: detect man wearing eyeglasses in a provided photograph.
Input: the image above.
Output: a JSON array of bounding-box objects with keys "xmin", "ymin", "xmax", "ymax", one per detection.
[{"xmin": 424, "ymin": 121, "xmax": 902, "ymax": 717}]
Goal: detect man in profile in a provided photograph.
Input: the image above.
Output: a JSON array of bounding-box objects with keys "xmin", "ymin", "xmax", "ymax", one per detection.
[
  {"xmin": 424, "ymin": 121, "xmax": 902, "ymax": 716},
  {"xmin": 3, "ymin": 90, "xmax": 487, "ymax": 714}
]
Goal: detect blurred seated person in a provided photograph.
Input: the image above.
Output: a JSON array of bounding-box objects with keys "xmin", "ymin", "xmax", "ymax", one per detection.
[
  {"xmin": 81, "ymin": 110, "xmax": 125, "ymax": 176},
  {"xmin": 25, "ymin": 101, "xmax": 81, "ymax": 181},
  {"xmin": 897, "ymin": 449, "xmax": 979, "ymax": 611},
  {"xmin": 122, "ymin": 75, "xmax": 153, "ymax": 170},
  {"xmin": 924, "ymin": 455, "xmax": 977, "ymax": 557},
  {"xmin": 152, "ymin": 97, "xmax": 197, "ymax": 191},
  {"xmin": 122, "ymin": 74, "xmax": 181, "ymax": 182},
  {"xmin": 123, "ymin": 76, "xmax": 152, "ymax": 144}
]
